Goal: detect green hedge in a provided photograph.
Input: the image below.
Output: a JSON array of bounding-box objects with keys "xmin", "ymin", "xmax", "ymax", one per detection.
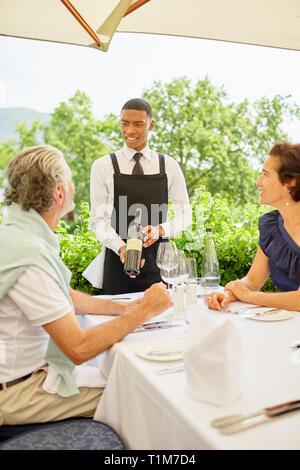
[
  {"xmin": 56, "ymin": 202, "xmax": 103, "ymax": 295},
  {"xmin": 171, "ymin": 187, "xmax": 276, "ymax": 292}
]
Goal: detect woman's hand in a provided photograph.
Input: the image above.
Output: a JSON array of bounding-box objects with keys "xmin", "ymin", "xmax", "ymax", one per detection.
[
  {"xmin": 225, "ymin": 280, "xmax": 252, "ymax": 302},
  {"xmin": 206, "ymin": 289, "xmax": 237, "ymax": 311}
]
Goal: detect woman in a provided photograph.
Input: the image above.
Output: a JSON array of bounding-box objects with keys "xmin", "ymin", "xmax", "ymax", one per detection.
[{"xmin": 207, "ymin": 142, "xmax": 300, "ymax": 312}]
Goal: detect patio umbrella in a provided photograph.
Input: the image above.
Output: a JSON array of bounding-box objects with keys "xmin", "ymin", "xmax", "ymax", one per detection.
[{"xmin": 1, "ymin": 0, "xmax": 300, "ymax": 52}]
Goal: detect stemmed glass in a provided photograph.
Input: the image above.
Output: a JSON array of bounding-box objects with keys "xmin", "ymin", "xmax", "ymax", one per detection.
[
  {"xmin": 161, "ymin": 250, "xmax": 189, "ymax": 320},
  {"xmin": 156, "ymin": 241, "xmax": 177, "ymax": 269},
  {"xmin": 160, "ymin": 249, "xmax": 179, "ymax": 294},
  {"xmin": 176, "ymin": 251, "xmax": 189, "ymax": 284},
  {"xmin": 160, "ymin": 250, "xmax": 189, "ymax": 291}
]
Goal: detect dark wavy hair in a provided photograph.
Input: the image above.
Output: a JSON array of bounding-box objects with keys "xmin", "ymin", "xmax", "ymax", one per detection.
[{"xmin": 269, "ymin": 142, "xmax": 300, "ymax": 202}]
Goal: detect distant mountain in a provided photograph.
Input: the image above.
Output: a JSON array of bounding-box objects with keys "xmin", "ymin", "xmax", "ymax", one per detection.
[{"xmin": 0, "ymin": 107, "xmax": 51, "ymax": 141}]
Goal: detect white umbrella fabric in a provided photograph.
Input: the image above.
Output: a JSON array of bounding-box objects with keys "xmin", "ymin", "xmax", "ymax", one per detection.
[{"xmin": 1, "ymin": 0, "xmax": 300, "ymax": 52}]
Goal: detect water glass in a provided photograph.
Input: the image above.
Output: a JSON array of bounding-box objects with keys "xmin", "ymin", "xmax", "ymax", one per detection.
[
  {"xmin": 186, "ymin": 258, "xmax": 197, "ymax": 280},
  {"xmin": 186, "ymin": 280, "xmax": 198, "ymax": 305},
  {"xmin": 196, "ymin": 277, "xmax": 207, "ymax": 299}
]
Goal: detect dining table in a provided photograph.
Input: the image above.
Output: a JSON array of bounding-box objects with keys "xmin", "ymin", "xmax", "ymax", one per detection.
[{"xmin": 78, "ymin": 291, "xmax": 300, "ymax": 450}]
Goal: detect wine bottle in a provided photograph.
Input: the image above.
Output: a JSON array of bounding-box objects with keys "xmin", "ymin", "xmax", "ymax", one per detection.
[
  {"xmin": 201, "ymin": 228, "xmax": 220, "ymax": 288},
  {"xmin": 124, "ymin": 208, "xmax": 143, "ymax": 276}
]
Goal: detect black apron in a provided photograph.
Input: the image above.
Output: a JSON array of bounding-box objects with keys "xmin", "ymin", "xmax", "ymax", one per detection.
[{"xmin": 102, "ymin": 153, "xmax": 168, "ymax": 294}]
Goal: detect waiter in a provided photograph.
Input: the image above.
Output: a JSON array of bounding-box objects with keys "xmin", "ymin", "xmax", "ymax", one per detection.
[{"xmin": 83, "ymin": 98, "xmax": 192, "ymax": 294}]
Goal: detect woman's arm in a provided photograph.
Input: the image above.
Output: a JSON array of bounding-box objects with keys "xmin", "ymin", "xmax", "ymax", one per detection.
[
  {"xmin": 225, "ymin": 247, "xmax": 300, "ymax": 311},
  {"xmin": 227, "ymin": 281, "xmax": 300, "ymax": 311},
  {"xmin": 228, "ymin": 246, "xmax": 270, "ymax": 291},
  {"xmin": 207, "ymin": 246, "xmax": 270, "ymax": 311}
]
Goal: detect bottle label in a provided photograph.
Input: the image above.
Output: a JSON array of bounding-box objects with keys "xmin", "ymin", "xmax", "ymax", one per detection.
[{"xmin": 127, "ymin": 238, "xmax": 143, "ymax": 251}]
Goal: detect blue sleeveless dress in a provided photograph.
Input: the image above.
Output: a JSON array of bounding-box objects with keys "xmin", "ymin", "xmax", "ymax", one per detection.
[{"xmin": 259, "ymin": 210, "xmax": 300, "ymax": 292}]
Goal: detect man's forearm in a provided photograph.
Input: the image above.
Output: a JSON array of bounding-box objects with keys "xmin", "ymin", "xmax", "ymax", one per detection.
[
  {"xmin": 45, "ymin": 284, "xmax": 173, "ymax": 365},
  {"xmin": 74, "ymin": 303, "xmax": 152, "ymax": 363},
  {"xmin": 69, "ymin": 288, "xmax": 124, "ymax": 316}
]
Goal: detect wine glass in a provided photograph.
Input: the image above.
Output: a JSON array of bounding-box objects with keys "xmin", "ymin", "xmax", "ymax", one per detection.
[
  {"xmin": 156, "ymin": 241, "xmax": 177, "ymax": 269},
  {"xmin": 164, "ymin": 251, "xmax": 188, "ymax": 320},
  {"xmin": 160, "ymin": 249, "xmax": 179, "ymax": 293},
  {"xmin": 176, "ymin": 251, "xmax": 189, "ymax": 283}
]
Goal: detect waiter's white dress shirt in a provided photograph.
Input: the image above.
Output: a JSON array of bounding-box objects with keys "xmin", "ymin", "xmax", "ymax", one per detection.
[{"xmin": 90, "ymin": 144, "xmax": 192, "ymax": 255}]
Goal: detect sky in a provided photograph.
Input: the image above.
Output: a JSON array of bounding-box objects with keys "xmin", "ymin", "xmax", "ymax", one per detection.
[{"xmin": 0, "ymin": 32, "xmax": 300, "ymax": 139}]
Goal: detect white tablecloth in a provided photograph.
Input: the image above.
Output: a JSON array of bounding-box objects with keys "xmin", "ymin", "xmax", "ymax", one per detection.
[{"xmin": 80, "ymin": 296, "xmax": 300, "ymax": 450}]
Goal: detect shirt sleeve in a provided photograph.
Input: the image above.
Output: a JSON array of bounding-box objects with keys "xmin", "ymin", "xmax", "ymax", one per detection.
[
  {"xmin": 90, "ymin": 157, "xmax": 126, "ymax": 255},
  {"xmin": 161, "ymin": 156, "xmax": 192, "ymax": 238},
  {"xmin": 8, "ymin": 266, "xmax": 73, "ymax": 326}
]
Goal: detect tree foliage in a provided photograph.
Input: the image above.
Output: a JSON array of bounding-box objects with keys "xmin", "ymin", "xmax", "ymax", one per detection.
[
  {"xmin": 141, "ymin": 77, "xmax": 299, "ymax": 204},
  {"xmin": 97, "ymin": 77, "xmax": 299, "ymax": 205},
  {"xmin": 43, "ymin": 91, "xmax": 111, "ymax": 208},
  {"xmin": 0, "ymin": 78, "xmax": 299, "ymax": 210}
]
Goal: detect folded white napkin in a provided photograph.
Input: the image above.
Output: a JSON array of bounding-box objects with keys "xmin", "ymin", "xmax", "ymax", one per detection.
[
  {"xmin": 183, "ymin": 304, "xmax": 243, "ymax": 406},
  {"xmin": 43, "ymin": 363, "xmax": 107, "ymax": 395},
  {"xmin": 82, "ymin": 248, "xmax": 106, "ymax": 288}
]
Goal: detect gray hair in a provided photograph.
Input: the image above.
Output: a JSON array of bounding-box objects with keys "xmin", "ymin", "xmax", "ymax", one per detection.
[{"xmin": 4, "ymin": 145, "xmax": 70, "ymax": 214}]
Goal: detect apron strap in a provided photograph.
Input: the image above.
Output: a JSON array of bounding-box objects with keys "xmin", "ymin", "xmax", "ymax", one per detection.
[
  {"xmin": 110, "ymin": 153, "xmax": 120, "ymax": 175},
  {"xmin": 158, "ymin": 154, "xmax": 165, "ymax": 174}
]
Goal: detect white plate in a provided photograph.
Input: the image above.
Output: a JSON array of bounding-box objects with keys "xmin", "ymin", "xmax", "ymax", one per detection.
[
  {"xmin": 135, "ymin": 339, "xmax": 184, "ymax": 362},
  {"xmin": 246, "ymin": 310, "xmax": 292, "ymax": 322}
]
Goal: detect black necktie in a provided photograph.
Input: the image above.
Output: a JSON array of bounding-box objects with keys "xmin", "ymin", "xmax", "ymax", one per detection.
[{"xmin": 132, "ymin": 153, "xmax": 144, "ymax": 175}]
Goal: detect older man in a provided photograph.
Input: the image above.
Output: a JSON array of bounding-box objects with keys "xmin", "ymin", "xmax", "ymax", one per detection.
[{"xmin": 0, "ymin": 145, "xmax": 172, "ymax": 427}]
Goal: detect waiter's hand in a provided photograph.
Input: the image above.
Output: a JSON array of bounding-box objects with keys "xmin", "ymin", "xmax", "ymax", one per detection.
[
  {"xmin": 142, "ymin": 225, "xmax": 165, "ymax": 248},
  {"xmin": 118, "ymin": 246, "xmax": 145, "ymax": 278}
]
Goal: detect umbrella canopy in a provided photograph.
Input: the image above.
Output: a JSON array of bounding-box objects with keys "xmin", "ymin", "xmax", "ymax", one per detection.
[{"xmin": 1, "ymin": 0, "xmax": 300, "ymax": 52}]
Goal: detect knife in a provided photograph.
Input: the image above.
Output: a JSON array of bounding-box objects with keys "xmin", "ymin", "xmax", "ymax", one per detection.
[
  {"xmin": 242, "ymin": 307, "xmax": 279, "ymax": 317},
  {"xmin": 211, "ymin": 399, "xmax": 300, "ymax": 434},
  {"xmin": 133, "ymin": 324, "xmax": 182, "ymax": 333},
  {"xmin": 143, "ymin": 320, "xmax": 177, "ymax": 327},
  {"xmin": 155, "ymin": 363, "xmax": 184, "ymax": 375}
]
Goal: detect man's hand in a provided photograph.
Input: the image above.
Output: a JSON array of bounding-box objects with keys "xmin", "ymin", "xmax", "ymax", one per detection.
[
  {"xmin": 118, "ymin": 245, "xmax": 145, "ymax": 278},
  {"xmin": 142, "ymin": 225, "xmax": 164, "ymax": 248},
  {"xmin": 118, "ymin": 246, "xmax": 127, "ymax": 264},
  {"xmin": 138, "ymin": 282, "xmax": 173, "ymax": 319}
]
